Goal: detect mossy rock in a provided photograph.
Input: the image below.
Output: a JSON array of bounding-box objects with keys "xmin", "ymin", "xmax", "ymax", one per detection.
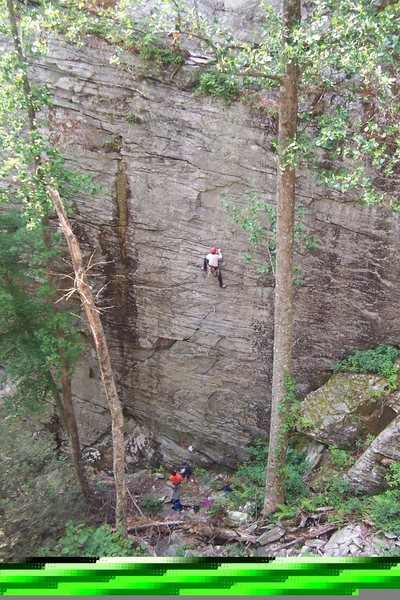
[
  {"xmin": 347, "ymin": 415, "xmax": 400, "ymax": 493},
  {"xmin": 297, "ymin": 373, "xmax": 394, "ymax": 448}
]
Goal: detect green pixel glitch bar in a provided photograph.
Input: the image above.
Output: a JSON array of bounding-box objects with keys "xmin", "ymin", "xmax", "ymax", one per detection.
[{"xmin": 1, "ymin": 557, "xmax": 400, "ymax": 596}]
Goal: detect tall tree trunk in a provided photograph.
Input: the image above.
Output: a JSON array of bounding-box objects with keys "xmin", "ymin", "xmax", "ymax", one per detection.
[
  {"xmin": 6, "ymin": 0, "xmax": 88, "ymax": 496},
  {"xmin": 49, "ymin": 187, "xmax": 127, "ymax": 533},
  {"xmin": 61, "ymin": 357, "xmax": 90, "ymax": 499},
  {"xmin": 263, "ymin": 0, "xmax": 300, "ymax": 517}
]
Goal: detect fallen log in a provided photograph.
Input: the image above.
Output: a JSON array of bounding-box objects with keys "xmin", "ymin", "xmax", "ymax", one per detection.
[
  {"xmin": 284, "ymin": 522, "xmax": 339, "ymax": 541},
  {"xmin": 273, "ymin": 523, "xmax": 339, "ymax": 551},
  {"xmin": 127, "ymin": 488, "xmax": 144, "ymax": 516},
  {"xmin": 214, "ymin": 527, "xmax": 258, "ymax": 545},
  {"xmin": 127, "ymin": 520, "xmax": 184, "ymax": 533},
  {"xmin": 128, "ymin": 520, "xmax": 257, "ymax": 545},
  {"xmin": 188, "ymin": 524, "xmax": 257, "ymax": 545}
]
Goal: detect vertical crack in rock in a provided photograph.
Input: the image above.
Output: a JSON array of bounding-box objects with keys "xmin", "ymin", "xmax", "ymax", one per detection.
[{"xmin": 98, "ymin": 147, "xmax": 138, "ymax": 377}]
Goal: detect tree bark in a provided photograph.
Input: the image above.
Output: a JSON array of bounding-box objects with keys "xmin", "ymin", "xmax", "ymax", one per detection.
[
  {"xmin": 263, "ymin": 0, "xmax": 300, "ymax": 517},
  {"xmin": 127, "ymin": 521, "xmax": 184, "ymax": 533},
  {"xmin": 61, "ymin": 358, "xmax": 90, "ymax": 498},
  {"xmin": 49, "ymin": 187, "xmax": 127, "ymax": 533}
]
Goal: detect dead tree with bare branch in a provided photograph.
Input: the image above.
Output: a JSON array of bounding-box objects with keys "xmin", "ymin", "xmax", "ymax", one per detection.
[{"xmin": 48, "ymin": 187, "xmax": 127, "ymax": 534}]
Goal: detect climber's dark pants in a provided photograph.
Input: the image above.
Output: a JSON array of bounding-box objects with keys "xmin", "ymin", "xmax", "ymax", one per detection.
[{"xmin": 203, "ymin": 258, "xmax": 224, "ymax": 287}]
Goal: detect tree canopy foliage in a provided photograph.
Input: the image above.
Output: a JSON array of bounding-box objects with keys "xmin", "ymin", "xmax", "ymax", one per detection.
[{"xmin": 0, "ymin": 211, "xmax": 82, "ymax": 414}]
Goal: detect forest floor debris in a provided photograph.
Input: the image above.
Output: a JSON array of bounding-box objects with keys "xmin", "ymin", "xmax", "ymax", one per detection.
[{"xmin": 89, "ymin": 465, "xmax": 400, "ymax": 557}]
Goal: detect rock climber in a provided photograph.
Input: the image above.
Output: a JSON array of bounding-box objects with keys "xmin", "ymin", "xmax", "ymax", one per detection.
[
  {"xmin": 201, "ymin": 246, "xmax": 228, "ymax": 288},
  {"xmin": 168, "ymin": 469, "xmax": 184, "ymax": 502},
  {"xmin": 178, "ymin": 462, "xmax": 192, "ymax": 480}
]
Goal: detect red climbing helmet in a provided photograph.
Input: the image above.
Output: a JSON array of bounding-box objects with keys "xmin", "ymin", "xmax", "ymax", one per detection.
[{"xmin": 210, "ymin": 246, "xmax": 218, "ymax": 254}]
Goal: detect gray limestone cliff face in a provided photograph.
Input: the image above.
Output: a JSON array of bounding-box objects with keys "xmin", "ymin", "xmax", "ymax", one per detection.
[{"xmin": 29, "ymin": 28, "xmax": 400, "ymax": 467}]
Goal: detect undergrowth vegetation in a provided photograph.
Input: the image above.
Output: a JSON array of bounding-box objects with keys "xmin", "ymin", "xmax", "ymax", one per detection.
[
  {"xmin": 136, "ymin": 33, "xmax": 186, "ymax": 67},
  {"xmin": 229, "ymin": 440, "xmax": 309, "ymax": 519},
  {"xmin": 369, "ymin": 463, "xmax": 400, "ymax": 536},
  {"xmin": 142, "ymin": 494, "xmax": 164, "ymax": 516},
  {"xmin": 196, "ymin": 70, "xmax": 240, "ymax": 104},
  {"xmin": 333, "ymin": 344, "xmax": 400, "ymax": 389},
  {"xmin": 0, "ymin": 418, "xmax": 84, "ymax": 560},
  {"xmin": 229, "ymin": 434, "xmax": 400, "ymax": 538},
  {"xmin": 230, "ymin": 439, "xmax": 268, "ymax": 517},
  {"xmin": 37, "ymin": 522, "xmax": 145, "ymax": 557},
  {"xmin": 3, "ymin": 344, "xmax": 400, "ymax": 559}
]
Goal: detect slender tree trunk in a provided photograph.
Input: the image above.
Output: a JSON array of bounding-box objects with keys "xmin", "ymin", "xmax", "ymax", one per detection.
[
  {"xmin": 263, "ymin": 0, "xmax": 300, "ymax": 517},
  {"xmin": 46, "ymin": 373, "xmax": 67, "ymax": 428},
  {"xmin": 61, "ymin": 357, "xmax": 90, "ymax": 499},
  {"xmin": 49, "ymin": 187, "xmax": 127, "ymax": 533},
  {"xmin": 6, "ymin": 0, "xmax": 89, "ymax": 496}
]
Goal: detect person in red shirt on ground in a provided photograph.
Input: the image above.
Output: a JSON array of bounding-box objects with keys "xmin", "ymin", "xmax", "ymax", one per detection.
[{"xmin": 168, "ymin": 470, "xmax": 184, "ymax": 502}]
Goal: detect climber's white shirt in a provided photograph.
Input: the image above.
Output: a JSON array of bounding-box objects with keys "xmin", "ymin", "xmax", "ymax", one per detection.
[{"xmin": 206, "ymin": 250, "xmax": 222, "ymax": 267}]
